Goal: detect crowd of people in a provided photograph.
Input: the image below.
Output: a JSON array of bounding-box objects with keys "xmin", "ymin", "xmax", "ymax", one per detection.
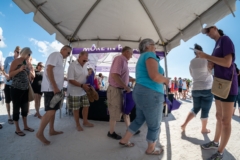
[{"xmin": 0, "ymin": 24, "xmax": 239, "ymax": 160}]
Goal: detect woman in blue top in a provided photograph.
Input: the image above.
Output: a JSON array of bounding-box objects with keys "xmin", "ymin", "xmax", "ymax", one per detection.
[{"xmin": 119, "ymin": 38, "xmax": 169, "ymax": 155}]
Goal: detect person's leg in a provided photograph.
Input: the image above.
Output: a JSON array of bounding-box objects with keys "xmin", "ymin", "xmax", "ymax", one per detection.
[
  {"xmin": 123, "ymin": 114, "xmax": 130, "ymax": 127},
  {"xmin": 181, "ymin": 92, "xmax": 201, "ymax": 131},
  {"xmin": 4, "ymin": 85, "xmax": 13, "ymax": 122},
  {"xmin": 218, "ymin": 101, "xmax": 234, "ymax": 153},
  {"xmin": 82, "ymin": 107, "xmax": 94, "ymax": 127},
  {"xmin": 20, "ymin": 102, "xmax": 34, "ymax": 131},
  {"xmin": 73, "ymin": 109, "xmax": 83, "ymax": 131},
  {"xmin": 120, "ymin": 104, "xmax": 145, "ymax": 144},
  {"xmin": 36, "ymin": 110, "xmax": 55, "ymax": 144},
  {"xmin": 237, "ymin": 88, "xmax": 240, "ymax": 116},
  {"xmin": 81, "ymin": 94, "xmax": 93, "ymax": 127},
  {"xmin": 12, "ymin": 102, "xmax": 22, "ymax": 132},
  {"xmin": 34, "ymin": 94, "xmax": 40, "ymax": 117},
  {"xmin": 200, "ymin": 91, "xmax": 213, "ymax": 133},
  {"xmin": 213, "ymin": 100, "xmax": 223, "ymax": 143},
  {"xmin": 233, "ymin": 94, "xmax": 237, "ymax": 116},
  {"xmin": 144, "ymin": 93, "xmax": 164, "ymax": 154},
  {"xmin": 49, "ymin": 113, "xmax": 63, "ymax": 135},
  {"xmin": 107, "ymin": 87, "xmax": 121, "ymax": 136}
]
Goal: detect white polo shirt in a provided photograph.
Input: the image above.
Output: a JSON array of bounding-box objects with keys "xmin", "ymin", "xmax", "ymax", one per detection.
[
  {"xmin": 67, "ymin": 60, "xmax": 88, "ymax": 96},
  {"xmin": 41, "ymin": 52, "xmax": 64, "ymax": 92}
]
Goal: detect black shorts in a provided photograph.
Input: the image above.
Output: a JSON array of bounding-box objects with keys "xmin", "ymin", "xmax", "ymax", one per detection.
[
  {"xmin": 214, "ymin": 95, "xmax": 237, "ymax": 102},
  {"xmin": 44, "ymin": 92, "xmax": 62, "ymax": 111},
  {"xmin": 178, "ymin": 88, "xmax": 182, "ymax": 93},
  {"xmin": 168, "ymin": 88, "xmax": 171, "ymax": 93},
  {"xmin": 4, "ymin": 85, "xmax": 12, "ymax": 103}
]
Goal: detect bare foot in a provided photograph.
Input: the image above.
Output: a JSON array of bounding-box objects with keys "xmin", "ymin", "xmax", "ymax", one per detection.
[
  {"xmin": 83, "ymin": 122, "xmax": 94, "ymax": 127},
  {"xmin": 49, "ymin": 130, "xmax": 64, "ymax": 136},
  {"xmin": 36, "ymin": 132, "xmax": 51, "ymax": 145},
  {"xmin": 201, "ymin": 129, "xmax": 210, "ymax": 134},
  {"xmin": 77, "ymin": 126, "xmax": 83, "ymax": 131},
  {"xmin": 181, "ymin": 125, "xmax": 186, "ymax": 131},
  {"xmin": 37, "ymin": 115, "xmax": 42, "ymax": 119}
]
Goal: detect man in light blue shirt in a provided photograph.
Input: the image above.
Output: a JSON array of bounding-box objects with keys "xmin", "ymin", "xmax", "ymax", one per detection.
[{"xmin": 3, "ymin": 46, "xmax": 20, "ymax": 124}]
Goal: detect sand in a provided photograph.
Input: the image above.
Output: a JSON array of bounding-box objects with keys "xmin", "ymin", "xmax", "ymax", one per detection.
[{"xmin": 0, "ymin": 97, "xmax": 240, "ymax": 160}]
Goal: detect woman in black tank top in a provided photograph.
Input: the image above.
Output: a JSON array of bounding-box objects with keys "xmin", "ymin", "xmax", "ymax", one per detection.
[
  {"xmin": 9, "ymin": 47, "xmax": 35, "ymax": 136},
  {"xmin": 32, "ymin": 62, "xmax": 44, "ymax": 118}
]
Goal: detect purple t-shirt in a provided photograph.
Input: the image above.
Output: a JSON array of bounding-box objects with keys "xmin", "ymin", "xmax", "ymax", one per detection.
[{"xmin": 212, "ymin": 36, "xmax": 238, "ymax": 95}]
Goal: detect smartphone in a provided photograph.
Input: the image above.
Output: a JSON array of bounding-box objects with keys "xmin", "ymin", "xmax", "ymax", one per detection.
[
  {"xmin": 23, "ymin": 60, "xmax": 27, "ymax": 65},
  {"xmin": 189, "ymin": 48, "xmax": 200, "ymax": 52}
]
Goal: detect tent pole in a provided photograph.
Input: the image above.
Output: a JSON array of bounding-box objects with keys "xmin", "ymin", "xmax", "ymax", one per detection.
[{"xmin": 163, "ymin": 45, "xmax": 169, "ymax": 117}]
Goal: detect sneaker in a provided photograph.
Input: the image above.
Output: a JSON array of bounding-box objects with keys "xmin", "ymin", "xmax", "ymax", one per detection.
[
  {"xmin": 134, "ymin": 130, "xmax": 141, "ymax": 135},
  {"xmin": 207, "ymin": 151, "xmax": 223, "ymax": 160},
  {"xmin": 201, "ymin": 141, "xmax": 219, "ymax": 150},
  {"xmin": 50, "ymin": 92, "xmax": 64, "ymax": 108},
  {"xmin": 107, "ymin": 132, "xmax": 122, "ymax": 140}
]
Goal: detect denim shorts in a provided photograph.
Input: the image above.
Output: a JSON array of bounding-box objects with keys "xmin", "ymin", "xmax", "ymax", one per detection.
[
  {"xmin": 191, "ymin": 89, "xmax": 213, "ymax": 119},
  {"xmin": 128, "ymin": 84, "xmax": 164, "ymax": 143}
]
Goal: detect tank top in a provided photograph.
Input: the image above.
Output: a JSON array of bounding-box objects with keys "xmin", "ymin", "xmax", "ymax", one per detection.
[{"xmin": 12, "ymin": 64, "xmax": 30, "ymax": 90}]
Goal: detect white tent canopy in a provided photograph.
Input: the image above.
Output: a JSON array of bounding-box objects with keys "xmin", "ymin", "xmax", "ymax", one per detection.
[{"xmin": 13, "ymin": 0, "xmax": 236, "ymax": 52}]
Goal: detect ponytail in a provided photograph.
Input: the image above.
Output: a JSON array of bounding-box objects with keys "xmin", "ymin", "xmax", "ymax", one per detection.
[{"xmin": 218, "ymin": 29, "xmax": 224, "ymax": 36}]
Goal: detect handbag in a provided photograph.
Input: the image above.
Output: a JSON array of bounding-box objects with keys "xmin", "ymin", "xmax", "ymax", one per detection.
[
  {"xmin": 211, "ymin": 67, "xmax": 234, "ymax": 99},
  {"xmin": 24, "ymin": 70, "xmax": 35, "ymax": 102},
  {"xmin": 28, "ymin": 83, "xmax": 35, "ymax": 102}
]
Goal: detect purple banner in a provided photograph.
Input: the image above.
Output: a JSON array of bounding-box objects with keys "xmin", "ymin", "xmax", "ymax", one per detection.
[
  {"xmin": 95, "ymin": 66, "xmax": 136, "ymax": 73},
  {"xmin": 73, "ymin": 44, "xmax": 165, "ymax": 57}
]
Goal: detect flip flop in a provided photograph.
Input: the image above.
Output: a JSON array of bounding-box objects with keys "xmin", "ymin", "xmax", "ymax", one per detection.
[
  {"xmin": 145, "ymin": 147, "xmax": 164, "ymax": 155},
  {"xmin": 24, "ymin": 128, "xmax": 35, "ymax": 132},
  {"xmin": 15, "ymin": 131, "xmax": 26, "ymax": 136},
  {"xmin": 119, "ymin": 141, "xmax": 135, "ymax": 147},
  {"xmin": 8, "ymin": 119, "xmax": 14, "ymax": 124}
]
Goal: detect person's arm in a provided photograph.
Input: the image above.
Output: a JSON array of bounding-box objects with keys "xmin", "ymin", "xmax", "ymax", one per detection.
[
  {"xmin": 68, "ymin": 80, "xmax": 90, "ymax": 91},
  {"xmin": 199, "ymin": 52, "xmax": 232, "ymax": 68},
  {"xmin": 111, "ymin": 73, "xmax": 130, "ymax": 92},
  {"xmin": 28, "ymin": 64, "xmax": 35, "ymax": 79},
  {"xmin": 146, "ymin": 58, "xmax": 168, "ymax": 84},
  {"xmin": 9, "ymin": 61, "xmax": 25, "ymax": 78},
  {"xmin": 47, "ymin": 65, "xmax": 60, "ymax": 94}
]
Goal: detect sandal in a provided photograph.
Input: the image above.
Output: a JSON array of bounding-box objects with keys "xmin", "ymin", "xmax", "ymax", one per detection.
[
  {"xmin": 8, "ymin": 119, "xmax": 14, "ymax": 124},
  {"xmin": 145, "ymin": 147, "xmax": 164, "ymax": 155},
  {"xmin": 24, "ymin": 128, "xmax": 35, "ymax": 132},
  {"xmin": 119, "ymin": 141, "xmax": 135, "ymax": 147},
  {"xmin": 15, "ymin": 131, "xmax": 26, "ymax": 136}
]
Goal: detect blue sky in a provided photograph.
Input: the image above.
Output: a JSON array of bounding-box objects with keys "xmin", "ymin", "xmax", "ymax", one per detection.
[{"xmin": 0, "ymin": 1, "xmax": 239, "ymax": 79}]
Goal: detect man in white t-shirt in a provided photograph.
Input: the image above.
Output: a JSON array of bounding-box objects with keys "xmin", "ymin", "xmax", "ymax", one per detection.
[
  {"xmin": 36, "ymin": 45, "xmax": 71, "ymax": 145},
  {"xmin": 67, "ymin": 51, "xmax": 93, "ymax": 131}
]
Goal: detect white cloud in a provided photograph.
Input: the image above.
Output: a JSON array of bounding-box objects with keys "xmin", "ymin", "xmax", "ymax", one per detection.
[
  {"xmin": 29, "ymin": 38, "xmax": 63, "ymax": 57},
  {"xmin": 10, "ymin": 3, "xmax": 13, "ymax": 7},
  {"xmin": 0, "ymin": 12, "xmax": 5, "ymax": 17},
  {"xmin": 0, "ymin": 27, "xmax": 7, "ymax": 48},
  {"xmin": 31, "ymin": 57, "xmax": 38, "ymax": 65},
  {"xmin": 8, "ymin": 52, "xmax": 14, "ymax": 56},
  {"xmin": 0, "ymin": 50, "xmax": 4, "ymax": 65}
]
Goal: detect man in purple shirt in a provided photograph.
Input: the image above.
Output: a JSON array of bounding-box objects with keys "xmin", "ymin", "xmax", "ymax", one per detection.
[{"xmin": 107, "ymin": 46, "xmax": 138, "ymax": 140}]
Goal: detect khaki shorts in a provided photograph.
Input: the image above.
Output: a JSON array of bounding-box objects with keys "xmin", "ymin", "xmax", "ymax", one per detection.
[
  {"xmin": 107, "ymin": 86, "xmax": 123, "ymax": 121},
  {"xmin": 67, "ymin": 94, "xmax": 90, "ymax": 110}
]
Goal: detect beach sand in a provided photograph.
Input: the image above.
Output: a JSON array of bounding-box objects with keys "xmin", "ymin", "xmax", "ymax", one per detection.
[{"xmin": 0, "ymin": 97, "xmax": 239, "ymax": 160}]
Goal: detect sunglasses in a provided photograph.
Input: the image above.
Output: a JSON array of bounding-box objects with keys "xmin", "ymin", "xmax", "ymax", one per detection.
[
  {"xmin": 28, "ymin": 54, "xmax": 31, "ymax": 56},
  {"xmin": 15, "ymin": 51, "xmax": 20, "ymax": 54},
  {"xmin": 68, "ymin": 52, "xmax": 71, "ymax": 55}
]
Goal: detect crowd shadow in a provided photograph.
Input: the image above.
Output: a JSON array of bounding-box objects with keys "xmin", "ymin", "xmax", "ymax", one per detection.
[
  {"xmin": 162, "ymin": 116, "xmax": 174, "ymax": 160},
  {"xmin": 181, "ymin": 132, "xmax": 237, "ymax": 160},
  {"xmin": 232, "ymin": 115, "xmax": 240, "ymax": 123}
]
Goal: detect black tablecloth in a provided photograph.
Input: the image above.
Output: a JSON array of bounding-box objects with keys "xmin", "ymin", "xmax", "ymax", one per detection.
[{"xmin": 80, "ymin": 91, "xmax": 136, "ymax": 121}]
